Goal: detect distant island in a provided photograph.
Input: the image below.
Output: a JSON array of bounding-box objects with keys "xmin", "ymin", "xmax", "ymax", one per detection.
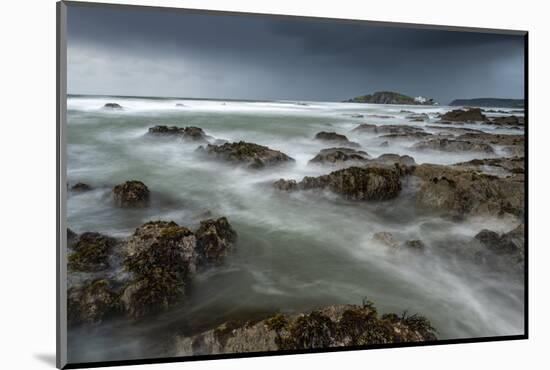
[
  {"xmin": 344, "ymin": 91, "xmax": 437, "ymax": 105},
  {"xmin": 449, "ymin": 98, "xmax": 524, "ymax": 108}
]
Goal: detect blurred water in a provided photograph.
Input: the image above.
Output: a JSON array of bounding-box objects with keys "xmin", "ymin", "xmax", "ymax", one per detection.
[{"xmin": 66, "ymin": 95, "xmax": 524, "ymax": 363}]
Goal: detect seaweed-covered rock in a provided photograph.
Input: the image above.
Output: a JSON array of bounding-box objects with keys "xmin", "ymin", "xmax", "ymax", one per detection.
[
  {"xmin": 367, "ymin": 154, "xmax": 416, "ymax": 176},
  {"xmin": 113, "ymin": 180, "xmax": 150, "ymax": 208},
  {"xmin": 274, "ymin": 166, "xmax": 401, "ymax": 201},
  {"xmin": 68, "ymin": 279, "xmax": 120, "ymax": 325},
  {"xmin": 68, "ymin": 232, "xmax": 117, "ymax": 272},
  {"xmin": 413, "ymin": 138, "xmax": 494, "ymax": 153},
  {"xmin": 120, "ymin": 219, "xmax": 237, "ymax": 317},
  {"xmin": 413, "ymin": 164, "xmax": 524, "ymax": 218},
  {"xmin": 147, "ymin": 125, "xmax": 211, "ymax": 142},
  {"xmin": 173, "ymin": 303, "xmax": 436, "ymax": 355},
  {"xmin": 70, "ymin": 182, "xmax": 92, "ymax": 192},
  {"xmin": 195, "ymin": 217, "xmax": 238, "ymax": 264},
  {"xmin": 309, "ymin": 147, "xmax": 370, "ymax": 165},
  {"xmin": 372, "ymin": 232, "xmax": 399, "ymax": 248},
  {"xmin": 440, "ymin": 108, "xmax": 486, "ymax": 122},
  {"xmin": 314, "ymin": 132, "xmax": 360, "ymax": 147},
  {"xmin": 198, "ymin": 141, "xmax": 294, "ymax": 169},
  {"xmin": 404, "ymin": 240, "xmax": 426, "ymax": 252},
  {"xmin": 103, "ymin": 103, "xmax": 123, "ymax": 110}
]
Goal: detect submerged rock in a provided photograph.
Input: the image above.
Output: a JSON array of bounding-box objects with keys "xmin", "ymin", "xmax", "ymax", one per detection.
[
  {"xmin": 413, "ymin": 164, "xmax": 524, "ymax": 218},
  {"xmin": 352, "ymin": 124, "xmax": 425, "ymax": 136},
  {"xmin": 309, "ymin": 147, "xmax": 370, "ymax": 165},
  {"xmin": 68, "ymin": 232, "xmax": 118, "ymax": 272},
  {"xmin": 413, "ymin": 138, "xmax": 494, "ymax": 153},
  {"xmin": 173, "ymin": 303, "xmax": 436, "ymax": 355},
  {"xmin": 68, "ymin": 279, "xmax": 120, "ymax": 325},
  {"xmin": 373, "ymin": 232, "xmax": 399, "ymax": 248},
  {"xmin": 314, "ymin": 131, "xmax": 360, "ymax": 147},
  {"xmin": 198, "ymin": 141, "xmax": 294, "ymax": 169},
  {"xmin": 113, "ymin": 180, "xmax": 150, "ymax": 208},
  {"xmin": 274, "ymin": 166, "xmax": 401, "ymax": 201},
  {"xmin": 103, "ymin": 103, "xmax": 123, "ymax": 110},
  {"xmin": 70, "ymin": 182, "xmax": 92, "ymax": 192},
  {"xmin": 453, "ymin": 157, "xmax": 525, "ymax": 176},
  {"xmin": 439, "ymin": 108, "xmax": 486, "ymax": 122}
]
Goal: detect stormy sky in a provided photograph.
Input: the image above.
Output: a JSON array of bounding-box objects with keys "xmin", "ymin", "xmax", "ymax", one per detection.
[{"xmin": 67, "ymin": 4, "xmax": 525, "ymax": 104}]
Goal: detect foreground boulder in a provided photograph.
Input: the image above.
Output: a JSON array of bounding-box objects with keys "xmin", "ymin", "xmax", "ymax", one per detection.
[
  {"xmin": 121, "ymin": 218, "xmax": 236, "ymax": 317},
  {"xmin": 113, "ymin": 180, "xmax": 150, "ymax": 208},
  {"xmin": 439, "ymin": 108, "xmax": 486, "ymax": 122},
  {"xmin": 198, "ymin": 141, "xmax": 294, "ymax": 169},
  {"xmin": 103, "ymin": 103, "xmax": 123, "ymax": 110},
  {"xmin": 68, "ymin": 279, "xmax": 120, "ymax": 325},
  {"xmin": 413, "ymin": 138, "xmax": 494, "ymax": 153},
  {"xmin": 413, "ymin": 164, "xmax": 524, "ymax": 218},
  {"xmin": 173, "ymin": 303, "xmax": 436, "ymax": 355},
  {"xmin": 314, "ymin": 131, "xmax": 360, "ymax": 147},
  {"xmin": 68, "ymin": 232, "xmax": 118, "ymax": 272},
  {"xmin": 148, "ymin": 125, "xmax": 211, "ymax": 142},
  {"xmin": 274, "ymin": 166, "xmax": 401, "ymax": 201},
  {"xmin": 309, "ymin": 147, "xmax": 370, "ymax": 165}
]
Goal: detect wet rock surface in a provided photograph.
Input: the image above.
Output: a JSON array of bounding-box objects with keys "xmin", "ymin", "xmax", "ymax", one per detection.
[
  {"xmin": 413, "ymin": 164, "xmax": 524, "ymax": 218},
  {"xmin": 173, "ymin": 302, "xmax": 436, "ymax": 355},
  {"xmin": 70, "ymin": 182, "xmax": 92, "ymax": 192},
  {"xmin": 314, "ymin": 131, "xmax": 360, "ymax": 147},
  {"xmin": 148, "ymin": 125, "xmax": 212, "ymax": 142},
  {"xmin": 68, "ymin": 232, "xmax": 118, "ymax": 272},
  {"xmin": 309, "ymin": 147, "xmax": 370, "ymax": 165},
  {"xmin": 113, "ymin": 180, "xmax": 150, "ymax": 208},
  {"xmin": 274, "ymin": 166, "xmax": 401, "ymax": 201},
  {"xmin": 103, "ymin": 103, "xmax": 123, "ymax": 110},
  {"xmin": 413, "ymin": 138, "xmax": 494, "ymax": 153},
  {"xmin": 198, "ymin": 141, "xmax": 294, "ymax": 169},
  {"xmin": 439, "ymin": 108, "xmax": 486, "ymax": 122}
]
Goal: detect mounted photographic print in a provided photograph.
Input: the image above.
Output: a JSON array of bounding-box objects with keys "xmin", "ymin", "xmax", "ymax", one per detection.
[{"xmin": 56, "ymin": 1, "xmax": 528, "ymax": 368}]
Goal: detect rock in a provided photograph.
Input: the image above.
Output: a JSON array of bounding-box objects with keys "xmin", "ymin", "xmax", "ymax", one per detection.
[
  {"xmin": 379, "ymin": 132, "xmax": 432, "ymax": 140},
  {"xmin": 147, "ymin": 125, "xmax": 211, "ymax": 142},
  {"xmin": 488, "ymin": 115, "xmax": 524, "ymax": 126},
  {"xmin": 373, "ymin": 232, "xmax": 399, "ymax": 248},
  {"xmin": 198, "ymin": 141, "xmax": 294, "ymax": 169},
  {"xmin": 120, "ymin": 219, "xmax": 237, "ymax": 317},
  {"xmin": 113, "ymin": 180, "xmax": 150, "ymax": 208},
  {"xmin": 413, "ymin": 138, "xmax": 494, "ymax": 153},
  {"xmin": 195, "ymin": 217, "xmax": 238, "ymax": 264},
  {"xmin": 413, "ymin": 164, "xmax": 524, "ymax": 218},
  {"xmin": 366, "ymin": 154, "xmax": 416, "ymax": 176},
  {"xmin": 453, "ymin": 157, "xmax": 524, "ymax": 176},
  {"xmin": 67, "ymin": 228, "xmax": 77, "ymax": 243},
  {"xmin": 273, "ymin": 179, "xmax": 299, "ymax": 191},
  {"xmin": 380, "ymin": 141, "xmax": 389, "ymax": 147},
  {"xmin": 70, "ymin": 182, "xmax": 92, "ymax": 192},
  {"xmin": 175, "ymin": 103, "xmax": 185, "ymax": 107},
  {"xmin": 469, "ymin": 224, "xmax": 525, "ymax": 274},
  {"xmin": 103, "ymin": 103, "xmax": 123, "ymax": 110},
  {"xmin": 404, "ymin": 240, "xmax": 426, "ymax": 252},
  {"xmin": 173, "ymin": 303, "xmax": 436, "ymax": 355},
  {"xmin": 457, "ymin": 133, "xmax": 524, "ymax": 146},
  {"xmin": 439, "ymin": 108, "xmax": 486, "ymax": 122},
  {"xmin": 274, "ymin": 166, "xmax": 401, "ymax": 201},
  {"xmin": 68, "ymin": 279, "xmax": 120, "ymax": 325},
  {"xmin": 314, "ymin": 132, "xmax": 360, "ymax": 147},
  {"xmin": 351, "ymin": 123, "xmax": 379, "ymax": 134},
  {"xmin": 406, "ymin": 113, "xmax": 430, "ymax": 122},
  {"xmin": 68, "ymin": 232, "xmax": 117, "ymax": 272},
  {"xmin": 308, "ymin": 147, "xmax": 370, "ymax": 165}
]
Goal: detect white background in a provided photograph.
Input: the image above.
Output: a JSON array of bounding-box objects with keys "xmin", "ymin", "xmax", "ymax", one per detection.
[{"xmin": 0, "ymin": 0, "xmax": 547, "ymax": 368}]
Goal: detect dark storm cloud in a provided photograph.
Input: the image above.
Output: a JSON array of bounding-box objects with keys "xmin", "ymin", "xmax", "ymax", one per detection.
[{"xmin": 67, "ymin": 3, "xmax": 525, "ymax": 103}]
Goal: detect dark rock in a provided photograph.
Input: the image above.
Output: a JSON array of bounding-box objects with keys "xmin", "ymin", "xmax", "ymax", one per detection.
[
  {"xmin": 68, "ymin": 279, "xmax": 120, "ymax": 325},
  {"xmin": 67, "ymin": 228, "xmax": 77, "ymax": 242},
  {"xmin": 173, "ymin": 302, "xmax": 436, "ymax": 355},
  {"xmin": 488, "ymin": 115, "xmax": 524, "ymax": 126},
  {"xmin": 113, "ymin": 180, "xmax": 150, "ymax": 208},
  {"xmin": 314, "ymin": 132, "xmax": 360, "ymax": 147},
  {"xmin": 413, "ymin": 164, "xmax": 524, "ymax": 218},
  {"xmin": 404, "ymin": 240, "xmax": 426, "ymax": 251},
  {"xmin": 70, "ymin": 182, "xmax": 92, "ymax": 192},
  {"xmin": 198, "ymin": 141, "xmax": 294, "ymax": 169},
  {"xmin": 195, "ymin": 217, "xmax": 237, "ymax": 264},
  {"xmin": 413, "ymin": 138, "xmax": 494, "ymax": 153},
  {"xmin": 68, "ymin": 232, "xmax": 117, "ymax": 272},
  {"xmin": 453, "ymin": 157, "xmax": 524, "ymax": 176},
  {"xmin": 366, "ymin": 154, "xmax": 416, "ymax": 176},
  {"xmin": 352, "ymin": 124, "xmax": 425, "ymax": 136},
  {"xmin": 308, "ymin": 147, "xmax": 370, "ymax": 165},
  {"xmin": 103, "ymin": 103, "xmax": 123, "ymax": 110},
  {"xmin": 273, "ymin": 179, "xmax": 299, "ymax": 191},
  {"xmin": 148, "ymin": 125, "xmax": 211, "ymax": 142},
  {"xmin": 439, "ymin": 108, "xmax": 486, "ymax": 122},
  {"xmin": 274, "ymin": 166, "xmax": 401, "ymax": 201}
]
